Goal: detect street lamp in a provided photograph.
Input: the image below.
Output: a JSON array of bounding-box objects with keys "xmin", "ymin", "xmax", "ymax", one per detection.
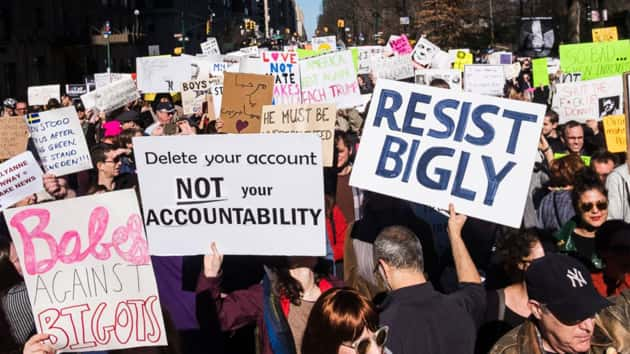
[
  {"xmin": 103, "ymin": 20, "xmax": 112, "ymax": 73},
  {"xmin": 133, "ymin": 9, "xmax": 140, "ymax": 42}
]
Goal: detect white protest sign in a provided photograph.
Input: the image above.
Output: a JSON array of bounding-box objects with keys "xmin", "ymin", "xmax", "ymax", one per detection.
[
  {"xmin": 559, "ymin": 72, "xmax": 582, "ymax": 83},
  {"xmin": 27, "ymin": 85, "xmax": 61, "ymax": 106},
  {"xmin": 504, "ymin": 62, "xmax": 522, "ymax": 80},
  {"xmin": 464, "ymin": 65, "xmax": 506, "ymax": 96},
  {"xmin": 553, "ymin": 76, "xmax": 623, "ymax": 123},
  {"xmin": 261, "ymin": 51, "xmax": 302, "ymax": 105},
  {"xmin": 80, "ymin": 77, "xmax": 140, "ymax": 112},
  {"xmin": 240, "ymin": 46, "xmax": 260, "ymax": 56},
  {"xmin": 136, "ymin": 56, "xmax": 197, "ymax": 92},
  {"xmin": 209, "ymin": 83, "xmax": 223, "ymax": 119},
  {"xmin": 261, "ymin": 104, "xmax": 336, "ymax": 166},
  {"xmin": 300, "ymin": 50, "xmax": 362, "ymax": 109},
  {"xmin": 93, "ymin": 73, "xmax": 133, "ymax": 89},
  {"xmin": 4, "ymin": 190, "xmax": 168, "ymax": 352},
  {"xmin": 27, "ymin": 106, "xmax": 92, "ymax": 176},
  {"xmin": 201, "ymin": 38, "xmax": 221, "ymax": 56},
  {"xmin": 133, "ymin": 134, "xmax": 326, "ymax": 256},
  {"xmin": 181, "ymin": 79, "xmax": 214, "ymax": 115},
  {"xmin": 371, "ymin": 54, "xmax": 415, "ymax": 80},
  {"xmin": 411, "ymin": 38, "xmax": 440, "ymax": 66},
  {"xmin": 0, "ymin": 152, "xmax": 43, "ymax": 211},
  {"xmin": 430, "ymin": 50, "xmax": 453, "ymax": 70},
  {"xmin": 350, "ymin": 80, "xmax": 546, "ymax": 228},
  {"xmin": 415, "ymin": 69, "xmax": 462, "ymax": 90},
  {"xmin": 355, "ymin": 46, "xmax": 384, "ymax": 74},
  {"xmin": 312, "ymin": 36, "xmax": 337, "ymax": 52}
]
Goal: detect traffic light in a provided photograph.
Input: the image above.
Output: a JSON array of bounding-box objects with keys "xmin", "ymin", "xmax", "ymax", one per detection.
[
  {"xmin": 174, "ymin": 47, "xmax": 183, "ymax": 55},
  {"xmin": 337, "ymin": 19, "xmax": 345, "ymax": 28},
  {"xmin": 206, "ymin": 19, "xmax": 211, "ymax": 35}
]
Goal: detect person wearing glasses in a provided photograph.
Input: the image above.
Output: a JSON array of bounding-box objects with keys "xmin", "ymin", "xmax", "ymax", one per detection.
[
  {"xmin": 372, "ymin": 204, "xmax": 485, "ymax": 354},
  {"xmin": 145, "ymin": 101, "xmax": 176, "ymax": 136},
  {"xmin": 14, "ymin": 101, "xmax": 28, "ymax": 115},
  {"xmin": 89, "ymin": 144, "xmax": 123, "ymax": 191},
  {"xmin": 301, "ymin": 288, "xmax": 388, "ymax": 354},
  {"xmin": 554, "ymin": 170, "xmax": 608, "ymax": 271}
]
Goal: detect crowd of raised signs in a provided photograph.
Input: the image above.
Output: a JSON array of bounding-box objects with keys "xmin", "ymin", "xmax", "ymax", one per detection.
[{"xmin": 1, "ymin": 32, "xmax": 630, "ymax": 354}]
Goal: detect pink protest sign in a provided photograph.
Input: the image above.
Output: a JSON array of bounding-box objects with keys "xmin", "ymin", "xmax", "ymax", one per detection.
[
  {"xmin": 261, "ymin": 51, "xmax": 302, "ymax": 105},
  {"xmin": 388, "ymin": 35, "xmax": 413, "ymax": 55},
  {"xmin": 4, "ymin": 190, "xmax": 167, "ymax": 352}
]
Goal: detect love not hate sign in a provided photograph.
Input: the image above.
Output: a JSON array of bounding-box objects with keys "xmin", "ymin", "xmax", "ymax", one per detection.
[
  {"xmin": 4, "ymin": 190, "xmax": 167, "ymax": 352},
  {"xmin": 350, "ymin": 80, "xmax": 546, "ymax": 228}
]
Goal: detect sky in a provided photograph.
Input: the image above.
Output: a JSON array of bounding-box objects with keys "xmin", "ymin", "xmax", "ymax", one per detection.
[{"xmin": 297, "ymin": 0, "xmax": 322, "ymax": 39}]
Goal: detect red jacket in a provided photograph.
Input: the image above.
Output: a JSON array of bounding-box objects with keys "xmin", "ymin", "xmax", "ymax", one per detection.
[{"xmin": 326, "ymin": 206, "xmax": 348, "ymax": 261}]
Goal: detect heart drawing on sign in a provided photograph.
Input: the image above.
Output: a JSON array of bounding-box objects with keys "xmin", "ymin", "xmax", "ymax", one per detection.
[
  {"xmin": 271, "ymin": 52, "xmax": 279, "ymax": 61},
  {"xmin": 236, "ymin": 119, "xmax": 249, "ymax": 133}
]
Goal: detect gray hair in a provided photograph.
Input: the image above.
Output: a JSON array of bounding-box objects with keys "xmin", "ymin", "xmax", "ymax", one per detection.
[{"xmin": 374, "ymin": 226, "xmax": 424, "ymax": 272}]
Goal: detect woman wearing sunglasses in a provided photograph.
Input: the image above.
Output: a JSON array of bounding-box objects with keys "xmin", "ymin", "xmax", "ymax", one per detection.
[
  {"xmin": 302, "ymin": 288, "xmax": 388, "ymax": 354},
  {"xmin": 554, "ymin": 170, "xmax": 608, "ymax": 271}
]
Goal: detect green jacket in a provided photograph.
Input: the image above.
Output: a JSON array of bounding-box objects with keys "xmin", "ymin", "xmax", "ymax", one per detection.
[{"xmin": 553, "ymin": 218, "xmax": 603, "ymax": 270}]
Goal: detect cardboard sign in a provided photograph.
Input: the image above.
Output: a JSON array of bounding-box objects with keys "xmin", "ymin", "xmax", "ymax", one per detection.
[
  {"xmin": 350, "ymin": 79, "xmax": 546, "ymax": 228},
  {"xmin": 415, "ymin": 69, "xmax": 462, "ymax": 90},
  {"xmin": 603, "ymin": 115, "xmax": 626, "ymax": 153},
  {"xmin": 201, "ymin": 37, "xmax": 221, "ymax": 56},
  {"xmin": 356, "ymin": 46, "xmax": 384, "ymax": 74},
  {"xmin": 463, "ymin": 65, "xmax": 506, "ymax": 96},
  {"xmin": 93, "ymin": 73, "xmax": 133, "ymax": 89},
  {"xmin": 261, "ymin": 51, "xmax": 302, "ymax": 105},
  {"xmin": 553, "ymin": 76, "xmax": 623, "ymax": 123},
  {"xmin": 0, "ymin": 152, "xmax": 43, "ymax": 211},
  {"xmin": 592, "ymin": 27, "xmax": 618, "ymax": 42},
  {"xmin": 133, "ymin": 134, "xmax": 326, "ymax": 256},
  {"xmin": 261, "ymin": 103, "xmax": 336, "ymax": 166},
  {"xmin": 0, "ymin": 117, "xmax": 30, "ymax": 160},
  {"xmin": 371, "ymin": 54, "xmax": 415, "ymax": 81},
  {"xmin": 388, "ymin": 35, "xmax": 413, "ymax": 55},
  {"xmin": 300, "ymin": 50, "xmax": 362, "ymax": 109},
  {"xmin": 220, "ymin": 72, "xmax": 273, "ymax": 134},
  {"xmin": 532, "ymin": 57, "xmax": 550, "ymax": 87},
  {"xmin": 27, "ymin": 85, "xmax": 61, "ymax": 106},
  {"xmin": 453, "ymin": 51, "xmax": 473, "ymax": 71},
  {"xmin": 136, "ymin": 56, "xmax": 198, "ymax": 93},
  {"xmin": 560, "ymin": 40, "xmax": 630, "ymax": 81},
  {"xmin": 80, "ymin": 78, "xmax": 140, "ymax": 112},
  {"xmin": 311, "ymin": 36, "xmax": 337, "ymax": 52},
  {"xmin": 27, "ymin": 106, "xmax": 92, "ymax": 176},
  {"xmin": 411, "ymin": 38, "xmax": 440, "ymax": 66},
  {"xmin": 4, "ymin": 190, "xmax": 168, "ymax": 351}
]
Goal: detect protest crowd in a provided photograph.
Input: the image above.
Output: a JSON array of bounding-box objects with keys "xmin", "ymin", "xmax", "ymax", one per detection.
[{"xmin": 2, "ymin": 22, "xmax": 630, "ymax": 354}]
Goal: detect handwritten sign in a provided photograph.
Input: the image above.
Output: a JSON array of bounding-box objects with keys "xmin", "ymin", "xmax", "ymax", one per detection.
[
  {"xmin": 388, "ymin": 35, "xmax": 413, "ymax": 55},
  {"xmin": 371, "ymin": 54, "xmax": 415, "ymax": 81},
  {"xmin": 0, "ymin": 117, "xmax": 30, "ymax": 160},
  {"xmin": 504, "ymin": 62, "xmax": 522, "ymax": 80},
  {"xmin": 356, "ymin": 46, "xmax": 384, "ymax": 74},
  {"xmin": 80, "ymin": 78, "xmax": 140, "ymax": 112},
  {"xmin": 27, "ymin": 85, "xmax": 61, "ymax": 106},
  {"xmin": 411, "ymin": 38, "xmax": 440, "ymax": 66},
  {"xmin": 453, "ymin": 51, "xmax": 473, "ymax": 71},
  {"xmin": 312, "ymin": 36, "xmax": 337, "ymax": 52},
  {"xmin": 133, "ymin": 134, "xmax": 326, "ymax": 256},
  {"xmin": 181, "ymin": 79, "xmax": 213, "ymax": 115},
  {"xmin": 93, "ymin": 73, "xmax": 134, "ymax": 89},
  {"xmin": 553, "ymin": 76, "xmax": 623, "ymax": 123},
  {"xmin": 560, "ymin": 40, "xmax": 630, "ymax": 80},
  {"xmin": 261, "ymin": 103, "xmax": 336, "ymax": 166},
  {"xmin": 463, "ymin": 65, "xmax": 506, "ymax": 96},
  {"xmin": 532, "ymin": 57, "xmax": 550, "ymax": 87},
  {"xmin": 603, "ymin": 115, "xmax": 626, "ymax": 153},
  {"xmin": 592, "ymin": 27, "xmax": 618, "ymax": 42},
  {"xmin": 300, "ymin": 50, "xmax": 362, "ymax": 109},
  {"xmin": 415, "ymin": 69, "xmax": 462, "ymax": 90},
  {"xmin": 201, "ymin": 37, "xmax": 221, "ymax": 56},
  {"xmin": 136, "ymin": 56, "xmax": 197, "ymax": 93},
  {"xmin": 0, "ymin": 152, "xmax": 43, "ymax": 211},
  {"xmin": 261, "ymin": 51, "xmax": 302, "ymax": 105},
  {"xmin": 559, "ymin": 72, "xmax": 582, "ymax": 83},
  {"xmin": 4, "ymin": 190, "xmax": 168, "ymax": 351},
  {"xmin": 28, "ymin": 106, "xmax": 92, "ymax": 176},
  {"xmin": 220, "ymin": 72, "xmax": 273, "ymax": 134},
  {"xmin": 350, "ymin": 79, "xmax": 546, "ymax": 228}
]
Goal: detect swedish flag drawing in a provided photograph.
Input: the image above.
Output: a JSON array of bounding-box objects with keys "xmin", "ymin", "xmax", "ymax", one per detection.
[{"xmin": 27, "ymin": 113, "xmax": 40, "ymax": 124}]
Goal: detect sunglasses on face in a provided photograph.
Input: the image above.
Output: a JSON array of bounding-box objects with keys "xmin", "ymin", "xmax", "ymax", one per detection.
[
  {"xmin": 580, "ymin": 200, "xmax": 608, "ymax": 212},
  {"xmin": 341, "ymin": 326, "xmax": 389, "ymax": 354},
  {"xmin": 103, "ymin": 156, "xmax": 121, "ymax": 164}
]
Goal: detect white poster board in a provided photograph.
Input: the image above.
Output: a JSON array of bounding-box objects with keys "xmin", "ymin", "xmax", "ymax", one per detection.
[
  {"xmin": 27, "ymin": 85, "xmax": 61, "ymax": 106},
  {"xmin": 355, "ymin": 46, "xmax": 385, "ymax": 74},
  {"xmin": 133, "ymin": 134, "xmax": 326, "ymax": 256},
  {"xmin": 0, "ymin": 151, "xmax": 44, "ymax": 211},
  {"xmin": 553, "ymin": 76, "xmax": 623, "ymax": 123},
  {"xmin": 371, "ymin": 54, "xmax": 415, "ymax": 80},
  {"xmin": 463, "ymin": 65, "xmax": 506, "ymax": 96},
  {"xmin": 415, "ymin": 69, "xmax": 463, "ymax": 90},
  {"xmin": 350, "ymin": 80, "xmax": 546, "ymax": 228},
  {"xmin": 81, "ymin": 77, "xmax": 140, "ymax": 112},
  {"xmin": 136, "ymin": 56, "xmax": 197, "ymax": 93},
  {"xmin": 261, "ymin": 51, "xmax": 302, "ymax": 105},
  {"xmin": 181, "ymin": 79, "xmax": 214, "ymax": 115},
  {"xmin": 311, "ymin": 36, "xmax": 337, "ymax": 51},
  {"xmin": 3, "ymin": 190, "xmax": 168, "ymax": 352},
  {"xmin": 201, "ymin": 38, "xmax": 221, "ymax": 56},
  {"xmin": 27, "ymin": 106, "xmax": 92, "ymax": 176},
  {"xmin": 411, "ymin": 38, "xmax": 440, "ymax": 66},
  {"xmin": 93, "ymin": 73, "xmax": 134, "ymax": 89}
]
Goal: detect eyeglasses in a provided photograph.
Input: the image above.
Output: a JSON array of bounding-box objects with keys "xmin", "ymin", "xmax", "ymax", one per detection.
[
  {"xmin": 340, "ymin": 326, "xmax": 389, "ymax": 354},
  {"xmin": 103, "ymin": 157, "xmax": 121, "ymax": 164},
  {"xmin": 580, "ymin": 200, "xmax": 608, "ymax": 212}
]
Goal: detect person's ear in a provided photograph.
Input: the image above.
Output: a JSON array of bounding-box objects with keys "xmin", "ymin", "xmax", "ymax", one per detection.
[{"xmin": 529, "ymin": 300, "xmax": 543, "ymax": 320}]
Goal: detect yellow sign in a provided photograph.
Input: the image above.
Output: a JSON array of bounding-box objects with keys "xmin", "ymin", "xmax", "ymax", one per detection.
[
  {"xmin": 603, "ymin": 114, "xmax": 627, "ymax": 153},
  {"xmin": 592, "ymin": 27, "xmax": 618, "ymax": 42},
  {"xmin": 453, "ymin": 51, "xmax": 473, "ymax": 71}
]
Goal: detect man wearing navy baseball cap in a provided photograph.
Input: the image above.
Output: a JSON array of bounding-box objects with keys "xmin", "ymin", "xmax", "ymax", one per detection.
[{"xmin": 491, "ymin": 254, "xmax": 624, "ymax": 353}]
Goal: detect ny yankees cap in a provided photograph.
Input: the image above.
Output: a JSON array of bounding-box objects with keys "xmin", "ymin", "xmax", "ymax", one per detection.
[{"xmin": 525, "ymin": 254, "xmax": 612, "ymax": 324}]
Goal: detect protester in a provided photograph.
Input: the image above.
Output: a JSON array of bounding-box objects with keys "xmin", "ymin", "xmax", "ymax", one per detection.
[
  {"xmin": 2, "ymin": 98, "xmax": 16, "ymax": 117},
  {"xmin": 592, "ymin": 220, "xmax": 630, "ymax": 296},
  {"xmin": 14, "ymin": 101, "xmax": 27, "ymax": 116},
  {"xmin": 21, "ymin": 334, "xmax": 56, "ymax": 354},
  {"xmin": 558, "ymin": 121, "xmax": 595, "ymax": 158},
  {"xmin": 591, "ymin": 149, "xmax": 618, "ymax": 183},
  {"xmin": 490, "ymin": 254, "xmax": 617, "ymax": 354},
  {"xmin": 605, "ymin": 158, "xmax": 630, "ymax": 222},
  {"xmin": 325, "ymin": 194, "xmax": 347, "ymax": 278},
  {"xmin": 117, "ymin": 109, "xmax": 144, "ymax": 130},
  {"xmin": 146, "ymin": 101, "xmax": 176, "ymax": 135},
  {"xmin": 301, "ymin": 287, "xmax": 387, "ymax": 354},
  {"xmin": 334, "ymin": 130, "xmax": 358, "ymax": 223},
  {"xmin": 541, "ymin": 109, "xmax": 563, "ymax": 153},
  {"xmin": 374, "ymin": 204, "xmax": 485, "ymax": 354}
]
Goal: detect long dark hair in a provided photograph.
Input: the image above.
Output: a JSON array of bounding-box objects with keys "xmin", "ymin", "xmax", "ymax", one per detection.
[
  {"xmin": 0, "ymin": 238, "xmax": 22, "ymax": 295},
  {"xmin": 571, "ymin": 169, "xmax": 607, "ymax": 216},
  {"xmin": 269, "ymin": 257, "xmax": 327, "ymax": 306}
]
